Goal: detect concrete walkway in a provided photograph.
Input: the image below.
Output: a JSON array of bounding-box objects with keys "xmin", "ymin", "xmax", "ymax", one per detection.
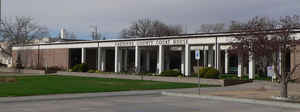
[
  {"xmin": 162, "ymin": 81, "xmax": 300, "ymax": 109},
  {"xmin": 57, "ymin": 71, "xmax": 225, "ymax": 85}
]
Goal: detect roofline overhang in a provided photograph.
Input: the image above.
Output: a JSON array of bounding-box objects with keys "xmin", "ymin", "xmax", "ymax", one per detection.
[{"xmin": 15, "ymin": 28, "xmax": 300, "ymax": 47}]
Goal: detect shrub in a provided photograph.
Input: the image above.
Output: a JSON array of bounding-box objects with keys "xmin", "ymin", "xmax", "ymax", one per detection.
[
  {"xmin": 241, "ymin": 75, "xmax": 249, "ymax": 80},
  {"xmin": 79, "ymin": 63, "xmax": 89, "ymax": 72},
  {"xmin": 71, "ymin": 64, "xmax": 81, "ymax": 72},
  {"xmin": 219, "ymin": 74, "xmax": 240, "ymax": 80},
  {"xmin": 198, "ymin": 67, "xmax": 209, "ymax": 77},
  {"xmin": 88, "ymin": 69, "xmax": 96, "ymax": 73},
  {"xmin": 160, "ymin": 70, "xmax": 182, "ymax": 77},
  {"xmin": 198, "ymin": 67, "xmax": 219, "ymax": 79},
  {"xmin": 95, "ymin": 70, "xmax": 102, "ymax": 73},
  {"xmin": 71, "ymin": 63, "xmax": 89, "ymax": 72},
  {"xmin": 204, "ymin": 68, "xmax": 219, "ymax": 79},
  {"xmin": 218, "ymin": 74, "xmax": 239, "ymax": 80},
  {"xmin": 255, "ymin": 75, "xmax": 271, "ymax": 80}
]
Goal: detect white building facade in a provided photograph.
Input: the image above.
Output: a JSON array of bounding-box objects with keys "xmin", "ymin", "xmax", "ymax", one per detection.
[{"xmin": 12, "ymin": 30, "xmax": 300, "ymax": 79}]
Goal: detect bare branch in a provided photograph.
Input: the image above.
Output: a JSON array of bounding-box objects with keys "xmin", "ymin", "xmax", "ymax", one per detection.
[
  {"xmin": 0, "ymin": 16, "xmax": 49, "ymax": 56},
  {"xmin": 120, "ymin": 19, "xmax": 183, "ymax": 38}
]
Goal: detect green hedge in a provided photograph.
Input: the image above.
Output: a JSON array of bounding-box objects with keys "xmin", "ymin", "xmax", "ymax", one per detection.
[
  {"xmin": 218, "ymin": 74, "xmax": 269, "ymax": 81},
  {"xmin": 71, "ymin": 63, "xmax": 89, "ymax": 72},
  {"xmin": 198, "ymin": 67, "xmax": 209, "ymax": 77},
  {"xmin": 198, "ymin": 67, "xmax": 219, "ymax": 79},
  {"xmin": 160, "ymin": 70, "xmax": 182, "ymax": 77},
  {"xmin": 88, "ymin": 69, "xmax": 96, "ymax": 73}
]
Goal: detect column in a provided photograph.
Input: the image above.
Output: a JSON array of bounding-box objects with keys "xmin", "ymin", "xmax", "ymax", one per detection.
[
  {"xmin": 101, "ymin": 49, "xmax": 106, "ymax": 72},
  {"xmin": 248, "ymin": 54, "xmax": 255, "ymax": 79},
  {"xmin": 146, "ymin": 50, "xmax": 151, "ymax": 72},
  {"xmin": 203, "ymin": 47, "xmax": 207, "ymax": 67},
  {"xmin": 158, "ymin": 45, "xmax": 165, "ymax": 74},
  {"xmin": 115, "ymin": 46, "xmax": 119, "ymax": 73},
  {"xmin": 181, "ymin": 50, "xmax": 185, "ymax": 75},
  {"xmin": 215, "ymin": 44, "xmax": 221, "ymax": 70},
  {"xmin": 97, "ymin": 47, "xmax": 102, "ymax": 71},
  {"xmin": 135, "ymin": 46, "xmax": 141, "ymax": 72},
  {"xmin": 238, "ymin": 56, "xmax": 243, "ymax": 77},
  {"xmin": 81, "ymin": 48, "xmax": 86, "ymax": 64},
  {"xmin": 208, "ymin": 45, "xmax": 214, "ymax": 67},
  {"xmin": 165, "ymin": 51, "xmax": 170, "ymax": 70},
  {"xmin": 185, "ymin": 44, "xmax": 191, "ymax": 76},
  {"xmin": 124, "ymin": 49, "xmax": 128, "ymax": 71},
  {"xmin": 118, "ymin": 49, "xmax": 123, "ymax": 72},
  {"xmin": 225, "ymin": 50, "xmax": 229, "ymax": 74}
]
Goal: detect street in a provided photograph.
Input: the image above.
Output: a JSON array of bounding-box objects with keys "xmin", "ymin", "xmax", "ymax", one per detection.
[{"xmin": 0, "ymin": 94, "xmax": 297, "ymax": 112}]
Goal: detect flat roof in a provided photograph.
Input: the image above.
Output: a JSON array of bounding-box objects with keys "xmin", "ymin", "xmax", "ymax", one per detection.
[{"xmin": 17, "ymin": 28, "xmax": 300, "ymax": 47}]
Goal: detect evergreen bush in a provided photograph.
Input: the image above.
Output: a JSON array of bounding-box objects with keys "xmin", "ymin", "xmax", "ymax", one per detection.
[
  {"xmin": 71, "ymin": 63, "xmax": 89, "ymax": 72},
  {"xmin": 88, "ymin": 69, "xmax": 96, "ymax": 73},
  {"xmin": 160, "ymin": 70, "xmax": 182, "ymax": 77},
  {"xmin": 198, "ymin": 67, "xmax": 219, "ymax": 79}
]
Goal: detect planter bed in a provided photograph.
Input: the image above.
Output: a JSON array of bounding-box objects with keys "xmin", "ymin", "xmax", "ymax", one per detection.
[{"xmin": 57, "ymin": 71, "xmax": 253, "ymax": 86}]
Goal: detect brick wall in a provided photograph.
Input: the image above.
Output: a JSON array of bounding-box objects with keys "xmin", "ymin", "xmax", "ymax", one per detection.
[{"xmin": 12, "ymin": 48, "xmax": 69, "ymax": 70}]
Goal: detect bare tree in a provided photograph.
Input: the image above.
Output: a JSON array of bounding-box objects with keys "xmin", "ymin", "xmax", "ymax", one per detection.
[
  {"xmin": 229, "ymin": 15, "xmax": 300, "ymax": 98},
  {"xmin": 121, "ymin": 19, "xmax": 183, "ymax": 38},
  {"xmin": 274, "ymin": 15, "xmax": 300, "ymax": 98},
  {"xmin": 197, "ymin": 23, "xmax": 226, "ymax": 33},
  {"xmin": 0, "ymin": 16, "xmax": 49, "ymax": 57},
  {"xmin": 230, "ymin": 16, "xmax": 277, "ymax": 76}
]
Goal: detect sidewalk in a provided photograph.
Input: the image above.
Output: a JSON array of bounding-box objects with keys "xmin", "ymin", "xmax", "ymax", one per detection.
[
  {"xmin": 0, "ymin": 90, "xmax": 161, "ymax": 104},
  {"xmin": 164, "ymin": 81, "xmax": 300, "ymax": 102},
  {"xmin": 162, "ymin": 81, "xmax": 300, "ymax": 109},
  {"xmin": 57, "ymin": 71, "xmax": 224, "ymax": 85}
]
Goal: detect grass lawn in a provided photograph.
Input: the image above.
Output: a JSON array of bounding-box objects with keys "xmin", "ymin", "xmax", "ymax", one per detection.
[{"xmin": 0, "ymin": 75, "xmax": 216, "ymax": 97}]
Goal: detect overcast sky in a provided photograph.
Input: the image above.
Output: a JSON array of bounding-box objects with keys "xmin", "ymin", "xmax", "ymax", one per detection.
[{"xmin": 3, "ymin": 0, "xmax": 300, "ymax": 39}]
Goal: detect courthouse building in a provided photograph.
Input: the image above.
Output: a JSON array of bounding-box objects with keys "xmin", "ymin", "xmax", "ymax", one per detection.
[{"xmin": 11, "ymin": 29, "xmax": 300, "ymax": 79}]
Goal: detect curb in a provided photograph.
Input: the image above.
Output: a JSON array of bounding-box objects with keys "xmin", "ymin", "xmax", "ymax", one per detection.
[
  {"xmin": 161, "ymin": 91, "xmax": 300, "ymax": 109},
  {"xmin": 0, "ymin": 91, "xmax": 160, "ymax": 104}
]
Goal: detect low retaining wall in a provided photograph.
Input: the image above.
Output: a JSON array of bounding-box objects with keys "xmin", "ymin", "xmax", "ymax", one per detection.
[
  {"xmin": 57, "ymin": 71, "xmax": 251, "ymax": 86},
  {"xmin": 0, "ymin": 68, "xmax": 45, "ymax": 74},
  {"xmin": 223, "ymin": 80, "xmax": 253, "ymax": 86}
]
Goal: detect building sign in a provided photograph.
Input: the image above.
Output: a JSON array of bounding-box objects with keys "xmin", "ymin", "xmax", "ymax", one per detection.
[
  {"xmin": 267, "ymin": 66, "xmax": 274, "ymax": 77},
  {"xmin": 115, "ymin": 39, "xmax": 187, "ymax": 47},
  {"xmin": 195, "ymin": 50, "xmax": 200, "ymax": 60}
]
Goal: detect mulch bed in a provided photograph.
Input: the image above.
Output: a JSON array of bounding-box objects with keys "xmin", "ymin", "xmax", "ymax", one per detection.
[{"xmin": 0, "ymin": 77, "xmax": 17, "ymax": 83}]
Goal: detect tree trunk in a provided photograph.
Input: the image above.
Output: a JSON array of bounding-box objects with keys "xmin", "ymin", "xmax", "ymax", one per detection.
[{"xmin": 280, "ymin": 80, "xmax": 288, "ymax": 98}]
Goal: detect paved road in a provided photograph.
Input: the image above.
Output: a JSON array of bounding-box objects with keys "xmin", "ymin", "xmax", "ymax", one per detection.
[{"xmin": 0, "ymin": 94, "xmax": 298, "ymax": 112}]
